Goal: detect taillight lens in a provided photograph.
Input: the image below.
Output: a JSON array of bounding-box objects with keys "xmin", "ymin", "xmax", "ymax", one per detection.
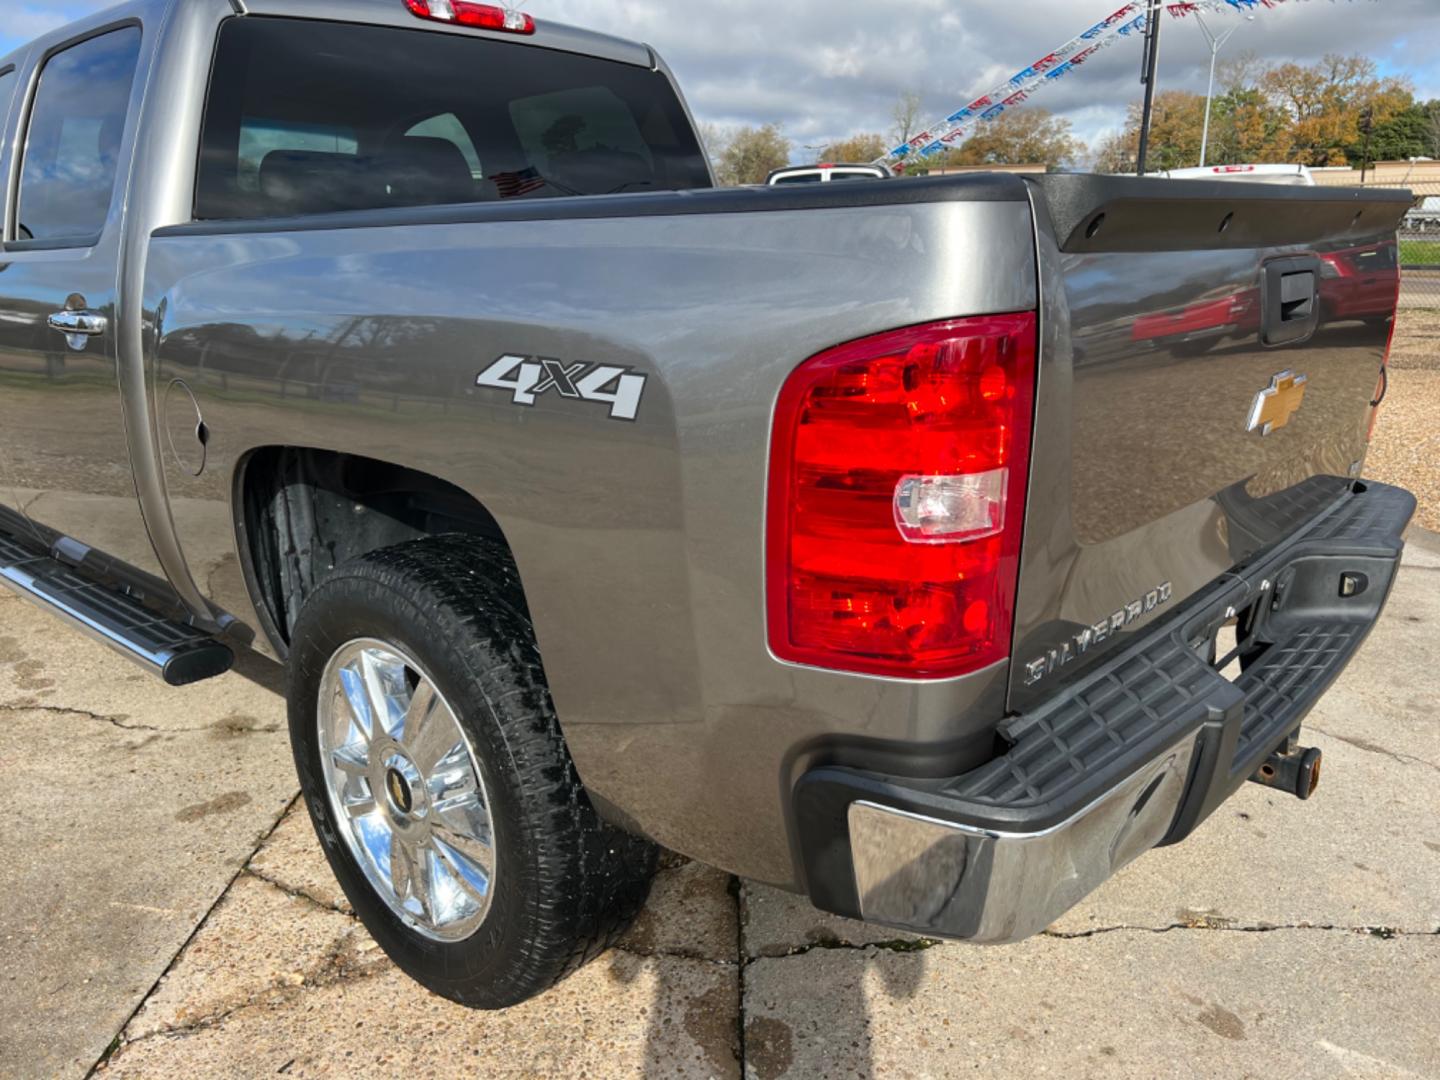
[
  {"xmin": 767, "ymin": 314, "xmax": 1038, "ymax": 679},
  {"xmin": 403, "ymin": 0, "xmax": 536, "ymax": 34}
]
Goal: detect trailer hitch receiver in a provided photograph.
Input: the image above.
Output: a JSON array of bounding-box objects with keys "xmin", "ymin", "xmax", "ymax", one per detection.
[{"xmin": 1250, "ymin": 740, "xmax": 1322, "ymax": 800}]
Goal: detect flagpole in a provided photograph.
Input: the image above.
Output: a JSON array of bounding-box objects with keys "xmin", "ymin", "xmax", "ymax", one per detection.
[{"xmin": 1136, "ymin": 0, "xmax": 1164, "ymax": 176}]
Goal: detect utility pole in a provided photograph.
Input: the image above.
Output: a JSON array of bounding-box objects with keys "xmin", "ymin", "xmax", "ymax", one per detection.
[
  {"xmin": 1359, "ymin": 106, "xmax": 1375, "ymax": 184},
  {"xmin": 1195, "ymin": 12, "xmax": 1252, "ymax": 167},
  {"xmin": 1136, "ymin": 0, "xmax": 1164, "ymax": 176}
]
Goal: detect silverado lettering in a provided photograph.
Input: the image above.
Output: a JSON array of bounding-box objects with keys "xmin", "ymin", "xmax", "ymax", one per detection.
[{"xmin": 1024, "ymin": 582, "xmax": 1174, "ymax": 687}]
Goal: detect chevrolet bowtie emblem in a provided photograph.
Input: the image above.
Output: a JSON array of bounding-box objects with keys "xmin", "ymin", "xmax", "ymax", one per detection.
[{"xmin": 1247, "ymin": 371, "xmax": 1309, "ymax": 436}]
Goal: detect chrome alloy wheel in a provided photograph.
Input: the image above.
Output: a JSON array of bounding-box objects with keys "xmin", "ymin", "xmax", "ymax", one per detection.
[{"xmin": 317, "ymin": 639, "xmax": 496, "ymax": 941}]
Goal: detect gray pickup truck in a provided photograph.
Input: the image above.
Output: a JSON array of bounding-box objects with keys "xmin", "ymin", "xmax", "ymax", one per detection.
[{"xmin": 0, "ymin": 0, "xmax": 1416, "ymax": 1009}]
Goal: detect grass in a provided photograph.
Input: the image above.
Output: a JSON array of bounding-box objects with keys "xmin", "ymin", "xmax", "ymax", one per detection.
[{"xmin": 1400, "ymin": 238, "xmax": 1440, "ymax": 266}]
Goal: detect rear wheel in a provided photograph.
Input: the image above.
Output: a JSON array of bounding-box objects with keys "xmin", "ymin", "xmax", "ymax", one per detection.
[
  {"xmin": 1173, "ymin": 336, "xmax": 1220, "ymax": 357},
  {"xmin": 286, "ymin": 535, "xmax": 657, "ymax": 1008}
]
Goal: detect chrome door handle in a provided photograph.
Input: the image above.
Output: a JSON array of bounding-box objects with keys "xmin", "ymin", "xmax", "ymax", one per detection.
[{"xmin": 48, "ymin": 309, "xmax": 108, "ymax": 350}]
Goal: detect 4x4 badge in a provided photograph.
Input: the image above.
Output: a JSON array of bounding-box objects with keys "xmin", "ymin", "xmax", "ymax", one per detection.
[{"xmin": 476, "ymin": 354, "xmax": 647, "ymax": 422}]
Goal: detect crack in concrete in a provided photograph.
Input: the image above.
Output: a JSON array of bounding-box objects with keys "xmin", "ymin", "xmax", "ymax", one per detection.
[
  {"xmin": 241, "ymin": 867, "xmax": 352, "ymax": 917},
  {"xmin": 0, "ymin": 701, "xmax": 180, "ymax": 733},
  {"xmin": 1308, "ymin": 723, "xmax": 1440, "ymax": 774},
  {"xmin": 611, "ymin": 941, "xmax": 739, "ymax": 967},
  {"xmin": 732, "ymin": 877, "xmax": 748, "ymax": 1080},
  {"xmin": 86, "ymin": 792, "xmax": 304, "ymax": 1077},
  {"xmin": 746, "ymin": 936, "xmax": 947, "ymax": 962},
  {"xmin": 113, "ymin": 956, "xmax": 394, "ymax": 1052},
  {"xmin": 1043, "ymin": 922, "xmax": 1438, "ymax": 940}
]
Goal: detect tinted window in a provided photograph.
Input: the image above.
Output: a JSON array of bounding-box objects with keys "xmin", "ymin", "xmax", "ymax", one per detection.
[
  {"xmin": 773, "ymin": 174, "xmax": 821, "ymax": 185},
  {"xmin": 407, "ymin": 113, "xmax": 482, "ymax": 178},
  {"xmin": 196, "ymin": 18, "xmax": 712, "ymax": 220},
  {"xmin": 238, "ymin": 119, "xmax": 359, "ymax": 194},
  {"xmin": 16, "ymin": 29, "xmax": 141, "ymax": 245}
]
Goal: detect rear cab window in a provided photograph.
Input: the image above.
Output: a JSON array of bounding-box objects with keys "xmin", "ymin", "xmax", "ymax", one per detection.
[
  {"xmin": 14, "ymin": 28, "xmax": 142, "ymax": 247},
  {"xmin": 195, "ymin": 17, "xmax": 712, "ymax": 221}
]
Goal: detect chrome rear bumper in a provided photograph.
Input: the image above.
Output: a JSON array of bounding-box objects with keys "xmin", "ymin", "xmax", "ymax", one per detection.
[{"xmin": 847, "ymin": 734, "xmax": 1197, "ymax": 942}]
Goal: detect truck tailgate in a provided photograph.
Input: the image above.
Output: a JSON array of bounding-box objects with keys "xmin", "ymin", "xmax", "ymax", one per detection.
[{"xmin": 1008, "ymin": 176, "xmax": 1410, "ymax": 709}]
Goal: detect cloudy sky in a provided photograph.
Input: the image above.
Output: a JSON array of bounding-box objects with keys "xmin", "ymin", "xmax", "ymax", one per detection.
[{"xmin": 4, "ymin": 0, "xmax": 1437, "ymax": 160}]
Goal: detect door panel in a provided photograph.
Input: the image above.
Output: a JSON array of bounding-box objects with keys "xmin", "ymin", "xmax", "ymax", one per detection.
[{"xmin": 0, "ymin": 26, "xmax": 163, "ymax": 579}]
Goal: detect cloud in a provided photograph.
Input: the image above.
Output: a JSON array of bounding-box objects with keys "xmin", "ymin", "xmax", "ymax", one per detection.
[
  {"xmin": 538, "ymin": 0, "xmax": 1440, "ymax": 155},
  {"xmin": 5, "ymin": 0, "xmax": 1436, "ymax": 160},
  {"xmin": 1, "ymin": 5, "xmax": 105, "ymax": 53}
]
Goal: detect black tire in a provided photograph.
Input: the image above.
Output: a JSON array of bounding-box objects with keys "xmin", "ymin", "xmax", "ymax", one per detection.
[
  {"xmin": 286, "ymin": 535, "xmax": 657, "ymax": 1009},
  {"xmin": 1172, "ymin": 336, "xmax": 1220, "ymax": 357}
]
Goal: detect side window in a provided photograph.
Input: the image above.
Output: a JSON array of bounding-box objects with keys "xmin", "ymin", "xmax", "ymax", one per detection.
[{"xmin": 15, "ymin": 28, "xmax": 142, "ymax": 246}]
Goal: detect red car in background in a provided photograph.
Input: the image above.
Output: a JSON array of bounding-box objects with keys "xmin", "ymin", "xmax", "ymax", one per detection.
[
  {"xmin": 1319, "ymin": 242, "xmax": 1400, "ymax": 326},
  {"xmin": 1131, "ymin": 288, "xmax": 1259, "ymax": 353}
]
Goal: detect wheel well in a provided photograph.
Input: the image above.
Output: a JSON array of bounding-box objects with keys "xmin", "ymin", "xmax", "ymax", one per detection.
[{"xmin": 240, "ymin": 447, "xmax": 514, "ymax": 651}]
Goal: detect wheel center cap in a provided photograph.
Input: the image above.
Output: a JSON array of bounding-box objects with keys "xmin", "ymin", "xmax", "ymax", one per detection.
[{"xmin": 385, "ymin": 767, "xmax": 415, "ymax": 814}]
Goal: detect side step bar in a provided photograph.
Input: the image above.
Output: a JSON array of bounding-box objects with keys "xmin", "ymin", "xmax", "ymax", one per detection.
[{"xmin": 0, "ymin": 532, "xmax": 232, "ymax": 686}]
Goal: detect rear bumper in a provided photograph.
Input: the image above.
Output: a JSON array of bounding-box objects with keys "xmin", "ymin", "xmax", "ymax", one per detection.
[{"xmin": 794, "ymin": 480, "xmax": 1416, "ymax": 943}]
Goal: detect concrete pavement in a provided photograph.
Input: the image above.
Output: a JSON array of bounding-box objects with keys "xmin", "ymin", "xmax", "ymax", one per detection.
[{"xmin": 1, "ymin": 533, "xmax": 1436, "ymax": 1079}]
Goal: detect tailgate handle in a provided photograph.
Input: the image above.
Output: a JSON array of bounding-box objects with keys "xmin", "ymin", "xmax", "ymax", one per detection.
[
  {"xmin": 1279, "ymin": 271, "xmax": 1315, "ymax": 322},
  {"xmin": 1262, "ymin": 256, "xmax": 1321, "ymax": 347}
]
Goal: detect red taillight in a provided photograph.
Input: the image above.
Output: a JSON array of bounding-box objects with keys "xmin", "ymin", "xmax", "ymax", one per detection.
[
  {"xmin": 404, "ymin": 0, "xmax": 536, "ymax": 34},
  {"xmin": 766, "ymin": 314, "xmax": 1038, "ymax": 679}
]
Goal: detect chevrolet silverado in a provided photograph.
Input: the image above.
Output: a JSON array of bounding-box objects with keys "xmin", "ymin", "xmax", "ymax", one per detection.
[{"xmin": 0, "ymin": 0, "xmax": 1414, "ymax": 1008}]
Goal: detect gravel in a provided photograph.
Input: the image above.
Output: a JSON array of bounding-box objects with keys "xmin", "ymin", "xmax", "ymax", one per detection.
[{"xmin": 1367, "ymin": 311, "xmax": 1440, "ymax": 532}]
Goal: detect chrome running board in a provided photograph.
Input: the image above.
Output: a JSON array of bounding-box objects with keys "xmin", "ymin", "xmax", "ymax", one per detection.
[{"xmin": 0, "ymin": 530, "xmax": 232, "ymax": 686}]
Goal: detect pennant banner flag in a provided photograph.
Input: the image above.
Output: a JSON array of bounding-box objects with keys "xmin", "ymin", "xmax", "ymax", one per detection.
[{"xmin": 875, "ymin": 0, "xmax": 1380, "ymax": 171}]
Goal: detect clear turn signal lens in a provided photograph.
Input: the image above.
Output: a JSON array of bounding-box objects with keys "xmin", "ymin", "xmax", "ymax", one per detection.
[{"xmin": 894, "ymin": 469, "xmax": 1007, "ymax": 543}]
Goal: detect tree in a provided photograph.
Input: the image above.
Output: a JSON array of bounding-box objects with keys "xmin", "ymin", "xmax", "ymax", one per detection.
[
  {"xmin": 1207, "ymin": 86, "xmax": 1293, "ymax": 164},
  {"xmin": 1088, "ymin": 91, "xmax": 1209, "ymax": 173},
  {"xmin": 1091, "ymin": 129, "xmax": 1136, "ymax": 174},
  {"xmin": 714, "ymin": 125, "xmax": 792, "ymax": 186},
  {"xmin": 1215, "ymin": 50, "xmax": 1265, "ymax": 97},
  {"xmin": 943, "ymin": 108, "xmax": 1082, "ymax": 170},
  {"xmin": 1357, "ymin": 102, "xmax": 1433, "ymax": 163},
  {"xmin": 820, "ymin": 133, "xmax": 888, "ymax": 164},
  {"xmin": 1259, "ymin": 54, "xmax": 1411, "ymax": 166},
  {"xmin": 695, "ymin": 122, "xmax": 731, "ymax": 168},
  {"xmin": 890, "ymin": 92, "xmax": 923, "ymax": 149},
  {"xmin": 1086, "ymin": 54, "xmax": 1416, "ymax": 173}
]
